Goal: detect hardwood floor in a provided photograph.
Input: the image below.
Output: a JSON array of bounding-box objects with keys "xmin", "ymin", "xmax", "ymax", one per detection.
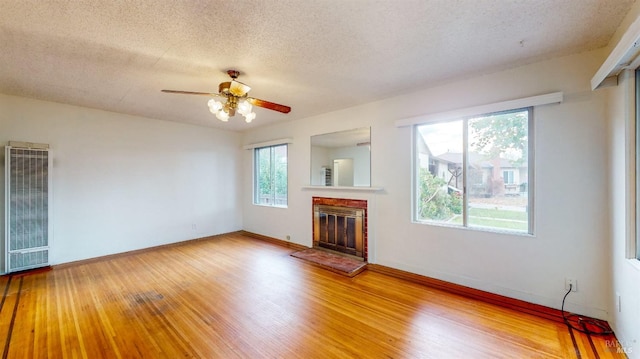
[{"xmin": 0, "ymin": 233, "xmax": 626, "ymax": 358}]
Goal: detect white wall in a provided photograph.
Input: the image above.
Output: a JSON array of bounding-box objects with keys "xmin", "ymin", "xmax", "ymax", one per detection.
[
  {"xmin": 310, "ymin": 145, "xmax": 330, "ymax": 185},
  {"xmin": 243, "ymin": 49, "xmax": 611, "ymax": 319},
  {"xmin": 311, "ymin": 145, "xmax": 371, "ymax": 186},
  {"xmin": 0, "ymin": 94, "xmax": 243, "ymax": 272},
  {"xmin": 329, "ymin": 145, "xmax": 370, "ymax": 186},
  {"xmin": 606, "ymin": 69, "xmax": 640, "ymax": 358}
]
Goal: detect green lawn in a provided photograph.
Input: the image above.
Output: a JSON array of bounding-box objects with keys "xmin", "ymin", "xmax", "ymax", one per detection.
[
  {"xmin": 468, "ymin": 207, "xmax": 528, "ymax": 221},
  {"xmin": 448, "ymin": 207, "xmax": 528, "ymax": 232},
  {"xmin": 467, "ymin": 217, "xmax": 528, "ymax": 231}
]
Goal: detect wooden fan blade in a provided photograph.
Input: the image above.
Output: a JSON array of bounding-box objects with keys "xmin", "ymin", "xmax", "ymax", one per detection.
[
  {"xmin": 229, "ymin": 80, "xmax": 251, "ymax": 97},
  {"xmin": 247, "ymin": 97, "xmax": 291, "ymax": 114},
  {"xmin": 161, "ymin": 89, "xmax": 219, "ymax": 96}
]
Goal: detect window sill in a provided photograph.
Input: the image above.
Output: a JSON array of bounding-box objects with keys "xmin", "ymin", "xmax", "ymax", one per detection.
[
  {"xmin": 412, "ymin": 219, "xmax": 534, "ymax": 238},
  {"xmin": 302, "ymin": 186, "xmax": 383, "ymax": 192},
  {"xmin": 626, "ymin": 258, "xmax": 640, "ymax": 272},
  {"xmin": 253, "ymin": 204, "xmax": 288, "ymax": 209}
]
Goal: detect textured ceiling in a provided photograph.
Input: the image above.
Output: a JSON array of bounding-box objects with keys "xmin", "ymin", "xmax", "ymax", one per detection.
[{"xmin": 0, "ymin": 0, "xmax": 635, "ymax": 131}]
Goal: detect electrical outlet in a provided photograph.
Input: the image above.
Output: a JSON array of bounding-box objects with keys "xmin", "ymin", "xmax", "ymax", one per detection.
[
  {"xmin": 565, "ymin": 278, "xmax": 577, "ymax": 292},
  {"xmin": 617, "ymin": 292, "xmax": 622, "ymax": 313},
  {"xmin": 286, "ymin": 235, "xmax": 291, "ymax": 241}
]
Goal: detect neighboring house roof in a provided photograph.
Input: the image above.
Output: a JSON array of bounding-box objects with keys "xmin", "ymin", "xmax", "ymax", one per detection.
[
  {"xmin": 434, "ymin": 151, "xmax": 525, "ymax": 169},
  {"xmin": 435, "ymin": 152, "xmax": 463, "ymax": 164}
]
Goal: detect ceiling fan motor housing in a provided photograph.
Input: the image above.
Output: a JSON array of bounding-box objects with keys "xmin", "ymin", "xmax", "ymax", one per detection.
[{"xmin": 225, "ymin": 95, "xmax": 238, "ymax": 116}]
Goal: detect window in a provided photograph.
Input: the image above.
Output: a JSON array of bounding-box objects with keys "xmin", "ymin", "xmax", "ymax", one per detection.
[
  {"xmin": 503, "ymin": 170, "xmax": 515, "ymax": 184},
  {"xmin": 414, "ymin": 107, "xmax": 533, "ymax": 234},
  {"xmin": 254, "ymin": 144, "xmax": 288, "ymax": 207}
]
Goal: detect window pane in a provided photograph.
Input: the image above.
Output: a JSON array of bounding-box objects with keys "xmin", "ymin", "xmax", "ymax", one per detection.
[
  {"xmin": 273, "ymin": 144, "xmax": 288, "ymax": 206},
  {"xmin": 254, "ymin": 144, "xmax": 288, "ymax": 207},
  {"xmin": 415, "ymin": 121, "xmax": 464, "ymax": 224},
  {"xmin": 468, "ymin": 110, "xmax": 529, "ymax": 232},
  {"xmin": 255, "ymin": 147, "xmax": 272, "ymax": 205}
]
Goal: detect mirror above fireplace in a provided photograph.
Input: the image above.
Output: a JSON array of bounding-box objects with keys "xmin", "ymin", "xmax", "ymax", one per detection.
[{"xmin": 310, "ymin": 127, "xmax": 371, "ymax": 187}]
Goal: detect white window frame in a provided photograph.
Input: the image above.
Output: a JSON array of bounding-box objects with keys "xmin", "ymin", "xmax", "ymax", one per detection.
[
  {"xmin": 253, "ymin": 144, "xmax": 288, "ymax": 207},
  {"xmin": 412, "ymin": 107, "xmax": 535, "ymax": 235},
  {"xmin": 635, "ymin": 69, "xmax": 640, "ymax": 260},
  {"xmin": 243, "ymin": 138, "xmax": 292, "ymax": 208}
]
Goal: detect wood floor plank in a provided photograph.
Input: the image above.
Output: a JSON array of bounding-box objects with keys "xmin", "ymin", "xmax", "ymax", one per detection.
[{"xmin": 0, "ymin": 233, "xmax": 628, "ymax": 358}]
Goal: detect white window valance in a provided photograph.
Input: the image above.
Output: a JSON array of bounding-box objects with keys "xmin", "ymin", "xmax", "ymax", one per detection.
[
  {"xmin": 242, "ymin": 138, "xmax": 293, "ymax": 150},
  {"xmin": 394, "ymin": 92, "xmax": 563, "ymax": 128},
  {"xmin": 591, "ymin": 15, "xmax": 640, "ymax": 90}
]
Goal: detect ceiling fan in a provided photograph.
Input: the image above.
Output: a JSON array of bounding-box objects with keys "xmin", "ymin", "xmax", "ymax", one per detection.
[{"xmin": 162, "ymin": 70, "xmax": 291, "ymax": 123}]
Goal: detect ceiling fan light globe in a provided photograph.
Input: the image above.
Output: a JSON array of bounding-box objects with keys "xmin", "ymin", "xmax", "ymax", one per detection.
[
  {"xmin": 208, "ymin": 99, "xmax": 223, "ymax": 112},
  {"xmin": 244, "ymin": 112, "xmax": 256, "ymax": 123},
  {"xmin": 237, "ymin": 100, "xmax": 252, "ymax": 116},
  {"xmin": 216, "ymin": 110, "xmax": 229, "ymax": 122}
]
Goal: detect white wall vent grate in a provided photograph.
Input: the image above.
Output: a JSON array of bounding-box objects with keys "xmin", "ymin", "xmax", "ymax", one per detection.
[{"xmin": 5, "ymin": 144, "xmax": 51, "ymax": 273}]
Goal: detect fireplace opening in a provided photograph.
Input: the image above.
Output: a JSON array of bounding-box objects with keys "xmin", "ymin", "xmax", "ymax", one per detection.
[{"xmin": 313, "ymin": 197, "xmax": 367, "ymax": 261}]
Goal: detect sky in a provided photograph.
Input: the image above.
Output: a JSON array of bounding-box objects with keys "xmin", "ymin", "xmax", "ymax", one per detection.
[
  {"xmin": 418, "ymin": 117, "xmax": 525, "ymax": 162},
  {"xmin": 418, "ymin": 120, "xmax": 463, "ymax": 156}
]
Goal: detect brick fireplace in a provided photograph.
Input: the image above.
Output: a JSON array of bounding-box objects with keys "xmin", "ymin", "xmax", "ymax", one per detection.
[{"xmin": 312, "ymin": 197, "xmax": 367, "ymax": 261}]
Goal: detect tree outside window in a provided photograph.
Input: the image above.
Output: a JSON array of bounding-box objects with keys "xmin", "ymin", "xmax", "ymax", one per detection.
[{"xmin": 254, "ymin": 144, "xmax": 287, "ymax": 207}]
